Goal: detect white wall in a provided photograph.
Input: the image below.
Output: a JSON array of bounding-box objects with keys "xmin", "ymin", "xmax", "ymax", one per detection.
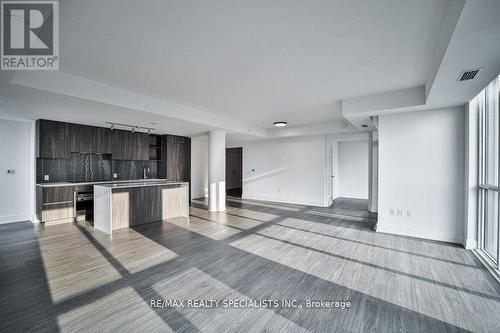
[
  {"xmin": 0, "ymin": 119, "xmax": 35, "ymax": 223},
  {"xmin": 242, "ymin": 136, "xmax": 327, "ymax": 206},
  {"xmin": 377, "ymin": 107, "xmax": 465, "ymax": 243},
  {"xmin": 338, "ymin": 141, "xmax": 369, "ymax": 199},
  {"xmin": 190, "ymin": 136, "xmax": 208, "ymax": 199}
]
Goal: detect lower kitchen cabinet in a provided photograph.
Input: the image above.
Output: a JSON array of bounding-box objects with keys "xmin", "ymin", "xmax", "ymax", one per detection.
[
  {"xmin": 36, "ymin": 186, "xmax": 75, "ymax": 223},
  {"xmin": 40, "ymin": 202, "xmax": 74, "ymax": 222}
]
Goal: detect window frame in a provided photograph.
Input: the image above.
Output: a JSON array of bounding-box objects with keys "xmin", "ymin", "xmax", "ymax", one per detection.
[{"xmin": 477, "ymin": 78, "xmax": 500, "ymax": 272}]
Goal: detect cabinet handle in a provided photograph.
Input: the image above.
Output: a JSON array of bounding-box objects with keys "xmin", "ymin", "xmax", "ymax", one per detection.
[{"xmin": 42, "ymin": 200, "xmax": 73, "ymax": 206}]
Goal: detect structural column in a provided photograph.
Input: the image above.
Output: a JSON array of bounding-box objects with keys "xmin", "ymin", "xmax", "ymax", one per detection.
[
  {"xmin": 208, "ymin": 130, "xmax": 226, "ymax": 212},
  {"xmin": 368, "ymin": 131, "xmax": 379, "ymax": 213}
]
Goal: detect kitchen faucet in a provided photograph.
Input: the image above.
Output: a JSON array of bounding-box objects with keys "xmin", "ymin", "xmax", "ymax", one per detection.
[{"xmin": 143, "ymin": 166, "xmax": 151, "ymax": 179}]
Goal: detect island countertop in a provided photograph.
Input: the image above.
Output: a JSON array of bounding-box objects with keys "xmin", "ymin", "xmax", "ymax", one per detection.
[
  {"xmin": 94, "ymin": 181, "xmax": 188, "ymax": 190},
  {"xmin": 36, "ymin": 179, "xmax": 174, "ymax": 187}
]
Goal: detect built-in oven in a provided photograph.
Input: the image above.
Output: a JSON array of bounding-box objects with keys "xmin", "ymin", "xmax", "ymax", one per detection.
[{"xmin": 74, "ymin": 185, "xmax": 94, "ymax": 222}]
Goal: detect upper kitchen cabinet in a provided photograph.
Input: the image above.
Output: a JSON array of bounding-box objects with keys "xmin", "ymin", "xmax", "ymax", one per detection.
[
  {"xmin": 70, "ymin": 124, "xmax": 112, "ymax": 154},
  {"xmin": 36, "ymin": 120, "xmax": 71, "ymax": 158},
  {"xmin": 37, "ymin": 120, "xmax": 156, "ymax": 161},
  {"xmin": 70, "ymin": 124, "xmax": 93, "ymax": 153},
  {"xmin": 111, "ymin": 130, "xmax": 149, "ymax": 160},
  {"xmin": 131, "ymin": 132, "xmax": 149, "ymax": 161},
  {"xmin": 93, "ymin": 127, "xmax": 112, "ymax": 154},
  {"xmin": 163, "ymin": 135, "xmax": 191, "ymax": 181},
  {"xmin": 111, "ymin": 129, "xmax": 133, "ymax": 160}
]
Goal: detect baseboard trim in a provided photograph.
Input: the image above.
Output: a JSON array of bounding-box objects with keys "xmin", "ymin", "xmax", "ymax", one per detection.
[
  {"xmin": 0, "ymin": 214, "xmax": 32, "ymax": 224},
  {"xmin": 464, "ymin": 238, "xmax": 478, "ymax": 250},
  {"xmin": 376, "ymin": 223, "xmax": 462, "ymax": 244},
  {"xmin": 242, "ymin": 194, "xmax": 326, "ymax": 207},
  {"xmin": 338, "ymin": 194, "xmax": 369, "ymax": 200}
]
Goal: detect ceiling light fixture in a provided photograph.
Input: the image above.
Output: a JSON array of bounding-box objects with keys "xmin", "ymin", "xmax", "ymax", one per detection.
[
  {"xmin": 110, "ymin": 124, "xmax": 114, "ymax": 131},
  {"xmin": 274, "ymin": 121, "xmax": 287, "ymax": 127},
  {"xmin": 131, "ymin": 127, "xmax": 136, "ymax": 133},
  {"xmin": 148, "ymin": 128, "xmax": 151, "ymax": 135}
]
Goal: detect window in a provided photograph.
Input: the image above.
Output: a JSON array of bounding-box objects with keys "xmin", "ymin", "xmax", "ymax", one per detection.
[{"xmin": 478, "ymin": 75, "xmax": 500, "ymax": 271}]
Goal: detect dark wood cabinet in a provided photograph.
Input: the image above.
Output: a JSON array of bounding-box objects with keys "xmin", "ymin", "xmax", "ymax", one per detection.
[
  {"xmin": 38, "ymin": 120, "xmax": 152, "ymax": 160},
  {"xmin": 37, "ymin": 120, "xmax": 71, "ymax": 158},
  {"xmin": 131, "ymin": 132, "xmax": 149, "ymax": 160},
  {"xmin": 160, "ymin": 135, "xmax": 191, "ymax": 181},
  {"xmin": 93, "ymin": 127, "xmax": 112, "ymax": 154},
  {"xmin": 42, "ymin": 186, "xmax": 74, "ymax": 203},
  {"xmin": 38, "ymin": 119, "xmax": 71, "ymax": 141},
  {"xmin": 112, "ymin": 129, "xmax": 133, "ymax": 160},
  {"xmin": 37, "ymin": 120, "xmax": 184, "ymax": 164},
  {"xmin": 70, "ymin": 124, "xmax": 93, "ymax": 153},
  {"xmin": 112, "ymin": 130, "xmax": 149, "ymax": 160},
  {"xmin": 70, "ymin": 124, "xmax": 112, "ymax": 154}
]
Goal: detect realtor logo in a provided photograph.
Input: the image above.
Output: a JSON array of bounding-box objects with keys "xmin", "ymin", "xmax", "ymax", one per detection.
[{"xmin": 1, "ymin": 1, "xmax": 59, "ymax": 70}]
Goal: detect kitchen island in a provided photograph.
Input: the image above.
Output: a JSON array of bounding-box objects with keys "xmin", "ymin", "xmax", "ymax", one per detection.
[{"xmin": 94, "ymin": 181, "xmax": 189, "ymax": 234}]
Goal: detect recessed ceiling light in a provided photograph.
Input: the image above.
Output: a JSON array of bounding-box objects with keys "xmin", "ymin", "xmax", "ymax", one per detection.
[{"xmin": 274, "ymin": 122, "xmax": 287, "ymax": 127}]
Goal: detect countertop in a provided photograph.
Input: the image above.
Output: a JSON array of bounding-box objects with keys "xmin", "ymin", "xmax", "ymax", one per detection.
[
  {"xmin": 95, "ymin": 181, "xmax": 188, "ymax": 190},
  {"xmin": 36, "ymin": 179, "xmax": 174, "ymax": 187}
]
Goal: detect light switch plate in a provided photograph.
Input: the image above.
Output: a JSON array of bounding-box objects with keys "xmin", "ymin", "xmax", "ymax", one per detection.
[
  {"xmin": 113, "ymin": 173, "xmax": 118, "ymax": 179},
  {"xmin": 44, "ymin": 175, "xmax": 50, "ymax": 181}
]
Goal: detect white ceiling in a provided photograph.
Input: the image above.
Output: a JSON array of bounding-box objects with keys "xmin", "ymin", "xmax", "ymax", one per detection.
[
  {"xmin": 59, "ymin": 0, "xmax": 449, "ymax": 127},
  {"xmin": 1, "ymin": 0, "xmax": 500, "ymax": 141}
]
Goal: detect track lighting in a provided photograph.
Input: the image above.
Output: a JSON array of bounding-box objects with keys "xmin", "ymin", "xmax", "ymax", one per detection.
[{"xmin": 106, "ymin": 122, "xmax": 154, "ymax": 134}]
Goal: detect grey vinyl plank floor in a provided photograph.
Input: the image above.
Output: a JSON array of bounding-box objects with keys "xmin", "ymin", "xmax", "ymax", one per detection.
[{"xmin": 1, "ymin": 197, "xmax": 499, "ymax": 332}]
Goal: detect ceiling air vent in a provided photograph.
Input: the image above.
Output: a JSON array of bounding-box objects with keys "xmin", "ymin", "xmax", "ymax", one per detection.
[{"xmin": 458, "ymin": 69, "xmax": 480, "ymax": 82}]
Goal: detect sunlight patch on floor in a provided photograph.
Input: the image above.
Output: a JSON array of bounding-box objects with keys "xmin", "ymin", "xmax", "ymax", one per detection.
[
  {"xmin": 170, "ymin": 215, "xmax": 243, "ymax": 240},
  {"xmin": 256, "ymin": 224, "xmax": 484, "ymax": 289},
  {"xmin": 56, "ymin": 286, "xmax": 173, "ymax": 332},
  {"xmin": 228, "ymin": 232, "xmax": 500, "ymax": 332},
  {"xmin": 190, "ymin": 206, "xmax": 264, "ymax": 229},
  {"xmin": 96, "ymin": 227, "xmax": 179, "ymax": 274},
  {"xmin": 152, "ymin": 267, "xmax": 307, "ymax": 332},
  {"xmin": 39, "ymin": 224, "xmax": 123, "ymax": 304}
]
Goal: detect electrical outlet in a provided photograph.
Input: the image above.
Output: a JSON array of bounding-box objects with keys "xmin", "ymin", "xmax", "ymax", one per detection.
[
  {"xmin": 44, "ymin": 175, "xmax": 49, "ymax": 181},
  {"xmin": 6, "ymin": 169, "xmax": 15, "ymax": 174},
  {"xmin": 391, "ymin": 207, "xmax": 412, "ymax": 218},
  {"xmin": 113, "ymin": 173, "xmax": 118, "ymax": 179}
]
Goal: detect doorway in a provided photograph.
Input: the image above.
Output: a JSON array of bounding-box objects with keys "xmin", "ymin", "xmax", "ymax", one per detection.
[
  {"xmin": 226, "ymin": 147, "xmax": 242, "ymax": 197},
  {"xmin": 326, "ymin": 138, "xmax": 372, "ymax": 213}
]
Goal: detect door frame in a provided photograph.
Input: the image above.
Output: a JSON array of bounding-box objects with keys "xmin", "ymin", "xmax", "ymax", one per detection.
[{"xmin": 324, "ymin": 132, "xmax": 372, "ymax": 207}]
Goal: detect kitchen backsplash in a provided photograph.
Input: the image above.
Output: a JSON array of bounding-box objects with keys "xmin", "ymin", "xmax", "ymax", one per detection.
[{"xmin": 36, "ymin": 153, "xmax": 159, "ymax": 183}]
